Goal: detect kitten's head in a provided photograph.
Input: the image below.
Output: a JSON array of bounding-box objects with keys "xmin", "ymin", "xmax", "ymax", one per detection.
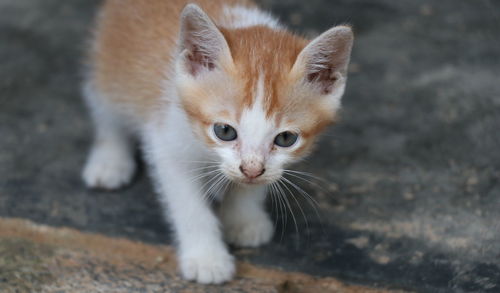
[{"xmin": 175, "ymin": 4, "xmax": 353, "ymax": 185}]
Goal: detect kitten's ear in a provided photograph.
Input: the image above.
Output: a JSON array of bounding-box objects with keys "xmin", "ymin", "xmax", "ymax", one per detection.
[
  {"xmin": 178, "ymin": 4, "xmax": 232, "ymax": 76},
  {"xmin": 293, "ymin": 26, "xmax": 353, "ymax": 96}
]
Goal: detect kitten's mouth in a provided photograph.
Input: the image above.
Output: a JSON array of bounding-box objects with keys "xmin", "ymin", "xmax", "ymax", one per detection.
[
  {"xmin": 240, "ymin": 178, "xmax": 262, "ymax": 185},
  {"xmin": 227, "ymin": 175, "xmax": 267, "ymax": 185},
  {"xmin": 222, "ymin": 169, "xmax": 279, "ymax": 185},
  {"xmin": 233, "ymin": 175, "xmax": 279, "ymax": 186}
]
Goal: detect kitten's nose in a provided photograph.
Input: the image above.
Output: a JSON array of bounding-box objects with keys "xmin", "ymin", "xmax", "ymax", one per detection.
[{"xmin": 239, "ymin": 163, "xmax": 265, "ymax": 179}]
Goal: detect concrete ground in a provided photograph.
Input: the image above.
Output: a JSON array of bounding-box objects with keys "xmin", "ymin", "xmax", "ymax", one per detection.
[
  {"xmin": 1, "ymin": 0, "xmax": 499, "ymax": 292},
  {"xmin": 0, "ymin": 218, "xmax": 397, "ymax": 293}
]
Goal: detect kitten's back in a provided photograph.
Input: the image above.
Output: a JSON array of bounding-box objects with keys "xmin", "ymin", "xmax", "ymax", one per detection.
[{"xmin": 88, "ymin": 0, "xmax": 254, "ymax": 117}]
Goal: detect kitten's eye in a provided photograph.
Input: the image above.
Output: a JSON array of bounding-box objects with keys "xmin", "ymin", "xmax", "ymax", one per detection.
[
  {"xmin": 274, "ymin": 131, "xmax": 299, "ymax": 147},
  {"xmin": 213, "ymin": 123, "xmax": 237, "ymax": 141}
]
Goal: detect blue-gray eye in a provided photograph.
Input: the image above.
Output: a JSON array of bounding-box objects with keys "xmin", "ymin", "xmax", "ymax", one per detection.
[
  {"xmin": 214, "ymin": 123, "xmax": 237, "ymax": 141},
  {"xmin": 274, "ymin": 131, "xmax": 298, "ymax": 147}
]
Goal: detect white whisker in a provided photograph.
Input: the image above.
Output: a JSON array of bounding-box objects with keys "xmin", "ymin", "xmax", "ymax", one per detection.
[
  {"xmin": 283, "ymin": 169, "xmax": 328, "ymax": 184},
  {"xmin": 204, "ymin": 176, "xmax": 225, "ymax": 203},
  {"xmin": 199, "ymin": 172, "xmax": 224, "ymax": 202},
  {"xmin": 281, "ymin": 176, "xmax": 322, "ymax": 224},
  {"xmin": 276, "ymin": 179, "xmax": 300, "ymax": 245},
  {"xmin": 277, "ymin": 178, "xmax": 310, "ymax": 239},
  {"xmin": 188, "ymin": 168, "xmax": 221, "ymax": 184},
  {"xmin": 271, "ymin": 181, "xmax": 287, "ymax": 242},
  {"xmin": 283, "ymin": 171, "xmax": 330, "ymax": 194},
  {"xmin": 274, "ymin": 179, "xmax": 297, "ymax": 241},
  {"xmin": 267, "ymin": 184, "xmax": 279, "ymax": 231}
]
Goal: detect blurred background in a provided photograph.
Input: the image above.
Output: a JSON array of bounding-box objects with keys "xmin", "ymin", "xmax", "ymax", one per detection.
[{"xmin": 1, "ymin": 0, "xmax": 499, "ymax": 292}]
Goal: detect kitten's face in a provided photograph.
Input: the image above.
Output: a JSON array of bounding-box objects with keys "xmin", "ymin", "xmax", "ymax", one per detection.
[
  {"xmin": 176, "ymin": 7, "xmax": 353, "ymax": 185},
  {"xmin": 178, "ymin": 65, "xmax": 338, "ymax": 185}
]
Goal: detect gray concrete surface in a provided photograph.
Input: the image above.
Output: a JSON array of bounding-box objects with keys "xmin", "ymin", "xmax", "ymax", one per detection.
[{"xmin": 1, "ymin": 0, "xmax": 500, "ymax": 292}]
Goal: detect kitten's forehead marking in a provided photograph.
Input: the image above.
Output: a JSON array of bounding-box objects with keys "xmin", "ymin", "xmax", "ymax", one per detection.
[{"xmin": 239, "ymin": 74, "xmax": 274, "ymax": 153}]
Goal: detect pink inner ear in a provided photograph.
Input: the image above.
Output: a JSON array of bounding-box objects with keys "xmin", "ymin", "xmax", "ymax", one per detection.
[
  {"xmin": 186, "ymin": 45, "xmax": 216, "ymax": 76},
  {"xmin": 307, "ymin": 67, "xmax": 338, "ymax": 95}
]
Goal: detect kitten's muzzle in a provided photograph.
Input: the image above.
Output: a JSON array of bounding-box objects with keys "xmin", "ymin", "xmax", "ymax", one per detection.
[{"xmin": 239, "ymin": 163, "xmax": 265, "ymax": 179}]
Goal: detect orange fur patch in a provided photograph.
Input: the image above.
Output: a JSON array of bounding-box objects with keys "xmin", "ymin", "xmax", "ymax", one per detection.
[
  {"xmin": 89, "ymin": 0, "xmax": 252, "ymax": 118},
  {"xmin": 90, "ymin": 0, "xmax": 340, "ymax": 154},
  {"xmin": 221, "ymin": 26, "xmax": 308, "ymax": 116}
]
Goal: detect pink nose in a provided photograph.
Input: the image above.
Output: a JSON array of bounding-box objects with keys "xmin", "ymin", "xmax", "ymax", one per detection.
[{"xmin": 239, "ymin": 164, "xmax": 265, "ymax": 179}]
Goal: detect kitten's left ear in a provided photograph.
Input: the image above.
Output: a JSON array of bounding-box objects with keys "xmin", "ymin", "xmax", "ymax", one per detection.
[
  {"xmin": 178, "ymin": 4, "xmax": 232, "ymax": 77},
  {"xmin": 292, "ymin": 26, "xmax": 354, "ymax": 96}
]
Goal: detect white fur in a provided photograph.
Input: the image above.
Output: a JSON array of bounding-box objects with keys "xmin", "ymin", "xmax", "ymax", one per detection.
[
  {"xmin": 82, "ymin": 4, "xmax": 351, "ymax": 285},
  {"xmin": 221, "ymin": 5, "xmax": 282, "ymax": 29},
  {"xmin": 81, "ymin": 82, "xmax": 136, "ymax": 190},
  {"xmin": 219, "ymin": 185, "xmax": 273, "ymax": 247},
  {"xmin": 212, "ymin": 75, "xmax": 303, "ymax": 184},
  {"xmin": 143, "ymin": 104, "xmax": 235, "ymax": 284},
  {"xmin": 84, "ymin": 68, "xmax": 301, "ymax": 284}
]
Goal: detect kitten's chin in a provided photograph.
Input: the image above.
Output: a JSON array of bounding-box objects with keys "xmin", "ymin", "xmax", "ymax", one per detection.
[{"xmin": 238, "ymin": 178, "xmax": 268, "ymax": 185}]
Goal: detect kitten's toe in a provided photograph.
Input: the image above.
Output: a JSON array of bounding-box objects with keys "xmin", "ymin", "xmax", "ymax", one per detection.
[
  {"xmin": 225, "ymin": 215, "xmax": 274, "ymax": 247},
  {"xmin": 180, "ymin": 250, "xmax": 235, "ymax": 284},
  {"xmin": 82, "ymin": 145, "xmax": 135, "ymax": 190}
]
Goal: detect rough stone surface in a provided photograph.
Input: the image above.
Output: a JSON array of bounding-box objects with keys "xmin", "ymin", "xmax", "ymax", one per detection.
[
  {"xmin": 1, "ymin": 0, "xmax": 499, "ymax": 292},
  {"xmin": 0, "ymin": 218, "xmax": 400, "ymax": 293}
]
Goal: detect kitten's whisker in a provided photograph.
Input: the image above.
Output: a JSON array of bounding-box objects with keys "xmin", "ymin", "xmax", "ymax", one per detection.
[
  {"xmin": 275, "ymin": 180, "xmax": 297, "ymax": 242},
  {"xmin": 281, "ymin": 173, "xmax": 328, "ymax": 233},
  {"xmin": 186, "ymin": 165, "xmax": 220, "ymax": 173},
  {"xmin": 271, "ymin": 182, "xmax": 286, "ymax": 242},
  {"xmin": 205, "ymin": 173, "xmax": 226, "ymax": 200},
  {"xmin": 283, "ymin": 169, "xmax": 327, "ymax": 184},
  {"xmin": 281, "ymin": 177, "xmax": 322, "ymax": 224},
  {"xmin": 200, "ymin": 173, "xmax": 220, "ymax": 200},
  {"xmin": 199, "ymin": 172, "xmax": 224, "ymax": 202},
  {"xmin": 207, "ymin": 172, "xmax": 230, "ymax": 203},
  {"xmin": 219, "ymin": 179, "xmax": 232, "ymax": 199},
  {"xmin": 272, "ymin": 182, "xmax": 285, "ymax": 236},
  {"xmin": 203, "ymin": 176, "xmax": 224, "ymax": 204},
  {"xmin": 178, "ymin": 160, "xmax": 219, "ymax": 164},
  {"xmin": 186, "ymin": 168, "xmax": 221, "ymax": 180},
  {"xmin": 188, "ymin": 167, "xmax": 220, "ymax": 176},
  {"xmin": 276, "ymin": 179, "xmax": 300, "ymax": 245},
  {"xmin": 277, "ymin": 178, "xmax": 310, "ymax": 239},
  {"xmin": 268, "ymin": 184, "xmax": 280, "ymax": 232},
  {"xmin": 283, "ymin": 171, "xmax": 330, "ymax": 194},
  {"xmin": 212, "ymin": 175, "xmax": 230, "ymax": 202},
  {"xmin": 281, "ymin": 177, "xmax": 321, "ymax": 208},
  {"xmin": 185, "ymin": 164, "xmax": 220, "ymax": 173},
  {"xmin": 217, "ymin": 176, "xmax": 232, "ymax": 201},
  {"xmin": 188, "ymin": 169, "xmax": 221, "ymax": 184}
]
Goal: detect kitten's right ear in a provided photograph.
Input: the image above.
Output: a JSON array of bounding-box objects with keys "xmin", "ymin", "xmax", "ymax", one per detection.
[
  {"xmin": 292, "ymin": 26, "xmax": 353, "ymax": 97},
  {"xmin": 178, "ymin": 4, "xmax": 232, "ymax": 77}
]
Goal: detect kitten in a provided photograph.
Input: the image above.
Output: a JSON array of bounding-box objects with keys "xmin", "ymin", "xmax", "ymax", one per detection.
[{"xmin": 82, "ymin": 0, "xmax": 353, "ymax": 284}]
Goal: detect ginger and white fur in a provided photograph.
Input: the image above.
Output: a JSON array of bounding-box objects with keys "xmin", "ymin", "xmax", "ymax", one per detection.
[{"xmin": 82, "ymin": 0, "xmax": 353, "ymax": 284}]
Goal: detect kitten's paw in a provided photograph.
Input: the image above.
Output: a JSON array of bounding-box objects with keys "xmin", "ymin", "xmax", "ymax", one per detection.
[
  {"xmin": 180, "ymin": 249, "xmax": 235, "ymax": 284},
  {"xmin": 225, "ymin": 215, "xmax": 274, "ymax": 247},
  {"xmin": 82, "ymin": 145, "xmax": 135, "ymax": 190}
]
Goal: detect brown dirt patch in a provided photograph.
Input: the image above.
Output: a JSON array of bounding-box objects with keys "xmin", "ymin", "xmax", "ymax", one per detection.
[{"xmin": 0, "ymin": 217, "xmax": 408, "ymax": 292}]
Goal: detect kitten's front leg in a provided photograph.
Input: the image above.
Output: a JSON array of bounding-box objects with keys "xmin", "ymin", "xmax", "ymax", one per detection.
[
  {"xmin": 220, "ymin": 185, "xmax": 274, "ymax": 247},
  {"xmin": 153, "ymin": 159, "xmax": 235, "ymax": 284}
]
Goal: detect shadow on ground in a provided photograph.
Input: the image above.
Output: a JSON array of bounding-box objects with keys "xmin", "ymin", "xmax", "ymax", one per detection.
[{"xmin": 1, "ymin": 0, "xmax": 499, "ymax": 292}]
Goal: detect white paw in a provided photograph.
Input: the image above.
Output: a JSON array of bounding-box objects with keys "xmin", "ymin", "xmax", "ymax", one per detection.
[
  {"xmin": 179, "ymin": 249, "xmax": 235, "ymax": 284},
  {"xmin": 225, "ymin": 215, "xmax": 274, "ymax": 247},
  {"xmin": 82, "ymin": 144, "xmax": 135, "ymax": 190}
]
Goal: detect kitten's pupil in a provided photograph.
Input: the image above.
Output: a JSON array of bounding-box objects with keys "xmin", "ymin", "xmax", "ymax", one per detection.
[
  {"xmin": 214, "ymin": 123, "xmax": 237, "ymax": 141},
  {"xmin": 274, "ymin": 131, "xmax": 298, "ymax": 147}
]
